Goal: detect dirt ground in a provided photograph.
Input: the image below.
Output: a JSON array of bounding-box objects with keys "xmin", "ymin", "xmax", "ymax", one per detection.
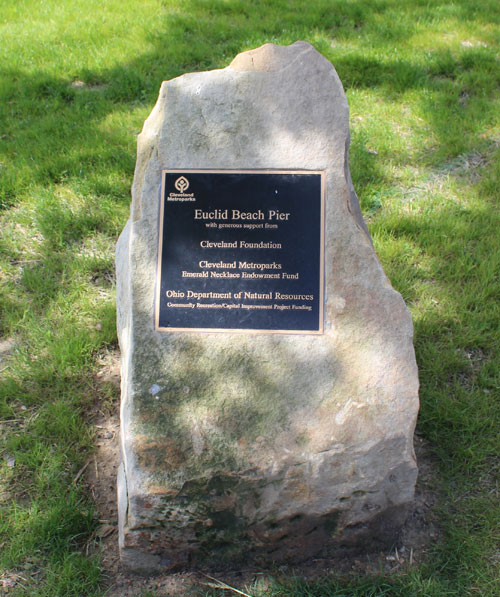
[{"xmin": 85, "ymin": 349, "xmax": 441, "ymax": 596}]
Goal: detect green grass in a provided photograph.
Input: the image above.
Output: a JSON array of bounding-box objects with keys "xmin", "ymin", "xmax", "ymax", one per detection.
[{"xmin": 1, "ymin": 0, "xmax": 499, "ymax": 595}]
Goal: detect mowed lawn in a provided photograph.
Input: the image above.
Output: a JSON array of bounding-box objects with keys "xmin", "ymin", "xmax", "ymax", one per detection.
[{"xmin": 1, "ymin": 0, "xmax": 499, "ymax": 595}]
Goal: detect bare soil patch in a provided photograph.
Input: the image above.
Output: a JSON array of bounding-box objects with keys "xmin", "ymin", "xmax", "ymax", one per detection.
[{"xmin": 86, "ymin": 350, "xmax": 441, "ymax": 596}]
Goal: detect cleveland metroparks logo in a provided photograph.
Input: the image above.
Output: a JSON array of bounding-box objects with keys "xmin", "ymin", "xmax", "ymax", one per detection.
[{"xmin": 174, "ymin": 176, "xmax": 189, "ymax": 193}]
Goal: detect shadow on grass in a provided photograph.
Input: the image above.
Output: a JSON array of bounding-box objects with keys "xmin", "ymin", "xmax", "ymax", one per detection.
[{"xmin": 1, "ymin": 0, "xmax": 498, "ymax": 208}]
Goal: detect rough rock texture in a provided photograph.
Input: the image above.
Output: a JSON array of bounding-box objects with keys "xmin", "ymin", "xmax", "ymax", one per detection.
[{"xmin": 116, "ymin": 41, "xmax": 419, "ymax": 573}]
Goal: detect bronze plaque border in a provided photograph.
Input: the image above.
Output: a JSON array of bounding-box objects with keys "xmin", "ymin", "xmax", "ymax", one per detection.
[{"xmin": 154, "ymin": 169, "xmax": 326, "ymax": 335}]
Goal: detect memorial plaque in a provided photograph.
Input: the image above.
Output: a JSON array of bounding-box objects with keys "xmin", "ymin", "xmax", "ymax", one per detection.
[{"xmin": 155, "ymin": 169, "xmax": 325, "ymax": 334}]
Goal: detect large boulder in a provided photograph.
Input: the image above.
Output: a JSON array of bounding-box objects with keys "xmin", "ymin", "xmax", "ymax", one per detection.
[{"xmin": 116, "ymin": 41, "xmax": 419, "ymax": 573}]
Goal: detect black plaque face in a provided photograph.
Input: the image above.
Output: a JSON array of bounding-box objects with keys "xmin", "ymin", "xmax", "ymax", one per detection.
[{"xmin": 155, "ymin": 170, "xmax": 325, "ymax": 334}]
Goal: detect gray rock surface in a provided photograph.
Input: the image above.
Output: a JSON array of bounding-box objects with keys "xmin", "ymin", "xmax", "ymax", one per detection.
[{"xmin": 116, "ymin": 41, "xmax": 419, "ymax": 573}]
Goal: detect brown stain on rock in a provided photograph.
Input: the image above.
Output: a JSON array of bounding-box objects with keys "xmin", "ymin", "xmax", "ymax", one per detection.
[{"xmin": 135, "ymin": 437, "xmax": 188, "ymax": 471}]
